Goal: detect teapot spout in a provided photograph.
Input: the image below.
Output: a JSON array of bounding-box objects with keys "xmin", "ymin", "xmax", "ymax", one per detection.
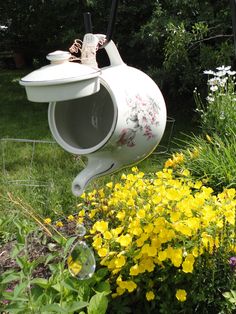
[{"xmin": 72, "ymin": 154, "xmax": 117, "ymax": 197}]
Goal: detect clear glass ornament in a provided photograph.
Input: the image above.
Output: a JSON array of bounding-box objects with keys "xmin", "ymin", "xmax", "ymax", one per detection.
[
  {"xmin": 67, "ymin": 224, "xmax": 96, "ymax": 280},
  {"xmin": 76, "ymin": 223, "xmax": 86, "ymax": 237}
]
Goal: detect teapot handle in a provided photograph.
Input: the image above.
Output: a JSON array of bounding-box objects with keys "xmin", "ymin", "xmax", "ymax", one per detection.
[{"xmin": 96, "ymin": 34, "xmax": 124, "ymax": 67}]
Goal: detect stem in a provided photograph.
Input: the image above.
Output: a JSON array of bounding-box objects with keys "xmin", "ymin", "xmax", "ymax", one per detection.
[{"xmin": 7, "ymin": 192, "xmax": 67, "ymax": 240}]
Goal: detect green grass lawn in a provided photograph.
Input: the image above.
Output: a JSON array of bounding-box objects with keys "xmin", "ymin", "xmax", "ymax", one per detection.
[
  {"xmin": 0, "ymin": 69, "xmax": 196, "ymax": 230},
  {"xmin": 0, "ymin": 70, "xmax": 84, "ymax": 222}
]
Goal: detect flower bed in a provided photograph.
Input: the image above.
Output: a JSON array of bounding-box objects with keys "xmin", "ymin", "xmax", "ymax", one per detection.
[{"xmin": 74, "ymin": 166, "xmax": 236, "ymax": 312}]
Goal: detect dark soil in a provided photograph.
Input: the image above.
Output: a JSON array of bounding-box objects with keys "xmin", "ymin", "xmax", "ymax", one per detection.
[{"xmin": 0, "ymin": 220, "xmax": 79, "ymax": 278}]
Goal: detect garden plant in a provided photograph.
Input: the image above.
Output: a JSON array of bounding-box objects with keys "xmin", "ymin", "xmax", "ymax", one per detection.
[
  {"xmin": 1, "ymin": 64, "xmax": 236, "ymax": 313},
  {"xmin": 1, "ymin": 0, "xmax": 236, "ymax": 311}
]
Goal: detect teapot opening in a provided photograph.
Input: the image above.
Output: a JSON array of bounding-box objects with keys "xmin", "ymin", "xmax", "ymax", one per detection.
[{"xmin": 48, "ymin": 83, "xmax": 116, "ymax": 154}]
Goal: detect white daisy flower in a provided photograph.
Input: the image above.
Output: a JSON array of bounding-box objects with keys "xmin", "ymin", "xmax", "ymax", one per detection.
[
  {"xmin": 210, "ymin": 85, "xmax": 218, "ymax": 92},
  {"xmin": 203, "ymin": 70, "xmax": 215, "ymax": 75},
  {"xmin": 216, "ymin": 70, "xmax": 226, "ymax": 77},
  {"xmin": 206, "ymin": 96, "xmax": 215, "ymax": 103},
  {"xmin": 216, "ymin": 65, "xmax": 231, "ymax": 71},
  {"xmin": 227, "ymin": 70, "xmax": 236, "ymax": 76}
]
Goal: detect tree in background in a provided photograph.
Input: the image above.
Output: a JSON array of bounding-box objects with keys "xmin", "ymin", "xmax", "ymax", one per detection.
[
  {"xmin": 0, "ymin": 0, "xmax": 93, "ymax": 66},
  {"xmin": 1, "ymin": 0, "xmax": 235, "ymax": 115},
  {"xmin": 136, "ymin": 0, "xmax": 234, "ymax": 114}
]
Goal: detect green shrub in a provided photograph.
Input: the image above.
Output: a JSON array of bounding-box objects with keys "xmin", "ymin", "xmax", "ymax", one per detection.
[
  {"xmin": 166, "ymin": 132, "xmax": 236, "ymax": 191},
  {"xmin": 69, "ymin": 167, "xmax": 236, "ymax": 313}
]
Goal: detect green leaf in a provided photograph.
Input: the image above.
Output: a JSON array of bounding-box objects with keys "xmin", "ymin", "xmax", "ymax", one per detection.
[
  {"xmin": 95, "ymin": 281, "xmax": 111, "ymax": 294},
  {"xmin": 223, "ymin": 291, "xmax": 231, "ymax": 299},
  {"xmin": 87, "ymin": 292, "xmax": 108, "ymax": 314},
  {"xmin": 4, "ymin": 303, "xmax": 28, "ymax": 313},
  {"xmin": 95, "ymin": 268, "xmax": 108, "ymax": 281},
  {"xmin": 75, "ymin": 282, "xmax": 91, "ymax": 301},
  {"xmin": 231, "ymin": 290, "xmax": 236, "ymax": 299},
  {"xmin": 41, "ymin": 304, "xmax": 67, "ymax": 313},
  {"xmin": 229, "ymin": 298, "xmax": 236, "ymax": 304},
  {"xmin": 4, "ymin": 296, "xmax": 28, "ymax": 302},
  {"xmin": 31, "ymin": 277, "xmax": 49, "ymax": 289},
  {"xmin": 66, "ymin": 301, "xmax": 89, "ymax": 312},
  {"xmin": 64, "ymin": 236, "xmax": 77, "ymax": 255},
  {"xmin": 61, "ymin": 279, "xmax": 78, "ymax": 292},
  {"xmin": 52, "ymin": 234, "xmax": 65, "ymax": 246},
  {"xmin": 1, "ymin": 272, "xmax": 21, "ymax": 284},
  {"xmin": 52, "ymin": 283, "xmax": 61, "ymax": 292},
  {"xmin": 15, "ymin": 256, "xmax": 26, "ymax": 269},
  {"xmin": 45, "ymin": 253, "xmax": 56, "ymax": 265},
  {"xmin": 13, "ymin": 282, "xmax": 28, "ymax": 297},
  {"xmin": 11, "ymin": 244, "xmax": 24, "ymax": 258}
]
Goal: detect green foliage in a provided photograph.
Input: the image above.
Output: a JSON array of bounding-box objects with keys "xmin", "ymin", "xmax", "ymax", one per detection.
[
  {"xmin": 138, "ymin": 0, "xmax": 234, "ymax": 106},
  {"xmin": 173, "ymin": 132, "xmax": 236, "ymax": 191},
  {"xmin": 165, "ymin": 65, "xmax": 236, "ymax": 192},
  {"xmin": 1, "ymin": 0, "xmax": 92, "ymax": 60},
  {"xmin": 0, "ymin": 223, "xmax": 110, "ymax": 313},
  {"xmin": 1, "ymin": 0, "xmax": 234, "ymax": 109},
  {"xmin": 223, "ymin": 290, "xmax": 236, "ymax": 311},
  {"xmin": 1, "ymin": 55, "xmax": 236, "ymax": 312}
]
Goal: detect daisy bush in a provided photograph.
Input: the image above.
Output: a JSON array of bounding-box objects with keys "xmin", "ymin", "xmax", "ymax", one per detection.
[
  {"xmin": 194, "ymin": 65, "xmax": 236, "ymax": 136},
  {"xmin": 175, "ymin": 65, "xmax": 236, "ymax": 192},
  {"xmin": 76, "ymin": 166, "xmax": 236, "ymax": 313}
]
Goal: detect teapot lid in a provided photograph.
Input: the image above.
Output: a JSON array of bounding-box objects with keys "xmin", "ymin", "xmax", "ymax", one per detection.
[{"xmin": 20, "ymin": 50, "xmax": 100, "ymax": 87}]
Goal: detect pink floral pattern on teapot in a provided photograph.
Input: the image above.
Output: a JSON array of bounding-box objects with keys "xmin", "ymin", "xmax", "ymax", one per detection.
[{"xmin": 117, "ymin": 93, "xmax": 160, "ymax": 147}]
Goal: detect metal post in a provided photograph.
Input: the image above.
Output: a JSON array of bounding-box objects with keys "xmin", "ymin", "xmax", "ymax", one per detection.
[
  {"xmin": 106, "ymin": 0, "xmax": 119, "ymax": 43},
  {"xmin": 99, "ymin": 0, "xmax": 119, "ymax": 49},
  {"xmin": 230, "ymin": 0, "xmax": 236, "ymax": 57},
  {"xmin": 83, "ymin": 12, "xmax": 93, "ymax": 33}
]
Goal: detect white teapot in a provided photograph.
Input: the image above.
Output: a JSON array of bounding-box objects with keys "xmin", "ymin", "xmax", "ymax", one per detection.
[{"xmin": 20, "ymin": 34, "xmax": 167, "ymax": 196}]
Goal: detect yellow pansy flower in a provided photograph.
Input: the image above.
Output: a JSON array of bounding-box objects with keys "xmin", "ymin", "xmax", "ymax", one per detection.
[
  {"xmin": 92, "ymin": 236, "xmax": 102, "ymax": 249},
  {"xmin": 98, "ymin": 247, "xmax": 108, "ymax": 257},
  {"xmin": 78, "ymin": 209, "xmax": 85, "ymax": 217},
  {"xmin": 164, "ymin": 158, "xmax": 174, "ymax": 168},
  {"xmin": 116, "ymin": 210, "xmax": 126, "ymax": 220},
  {"xmin": 176, "ymin": 289, "xmax": 187, "ymax": 302},
  {"xmin": 129, "ymin": 264, "xmax": 140, "ymax": 276},
  {"xmin": 93, "ymin": 220, "xmax": 109, "ymax": 233},
  {"xmin": 55, "ymin": 221, "xmax": 63, "ymax": 228},
  {"xmin": 88, "ymin": 209, "xmax": 97, "ymax": 219},
  {"xmin": 115, "ymin": 255, "xmax": 126, "ymax": 268},
  {"xmin": 158, "ymin": 250, "xmax": 168, "ymax": 262},
  {"xmin": 125, "ymin": 280, "xmax": 137, "ymax": 292},
  {"xmin": 116, "ymin": 286, "xmax": 125, "ymax": 296},
  {"xmin": 170, "ymin": 248, "xmax": 183, "ymax": 267},
  {"xmin": 67, "ymin": 215, "xmax": 74, "ymax": 221},
  {"xmin": 137, "ymin": 209, "xmax": 146, "ymax": 219},
  {"xmin": 106, "ymin": 182, "xmax": 113, "ymax": 188},
  {"xmin": 182, "ymin": 254, "xmax": 195, "ymax": 273},
  {"xmin": 182, "ymin": 169, "xmax": 190, "ymax": 177},
  {"xmin": 104, "ymin": 231, "xmax": 113, "ymax": 240},
  {"xmin": 131, "ymin": 166, "xmax": 139, "ymax": 173},
  {"xmin": 116, "ymin": 234, "xmax": 132, "ymax": 247},
  {"xmin": 44, "ymin": 218, "xmax": 51, "ymax": 225},
  {"xmin": 146, "ymin": 291, "xmax": 155, "ymax": 301}
]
